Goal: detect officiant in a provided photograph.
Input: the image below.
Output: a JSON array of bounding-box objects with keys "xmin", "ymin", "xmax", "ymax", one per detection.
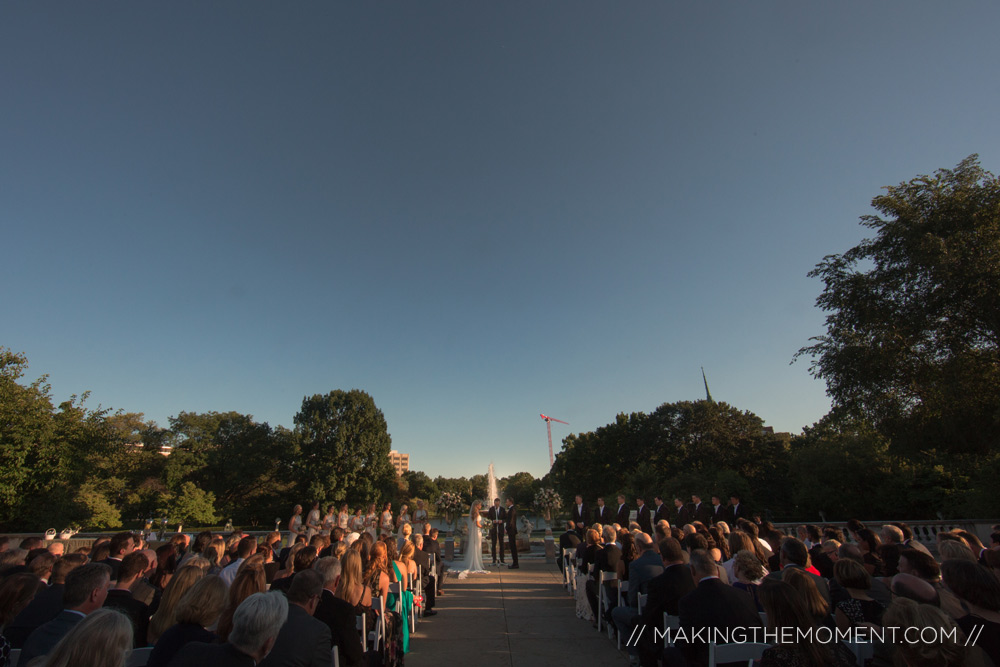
[{"xmin": 488, "ymin": 498, "xmax": 506, "ymax": 564}]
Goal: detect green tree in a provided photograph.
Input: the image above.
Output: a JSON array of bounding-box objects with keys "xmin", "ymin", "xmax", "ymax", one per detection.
[
  {"xmin": 798, "ymin": 155, "xmax": 1000, "ymax": 459},
  {"xmin": 401, "ymin": 470, "xmax": 439, "ymax": 505},
  {"xmin": 500, "ymin": 472, "xmax": 537, "ymax": 507},
  {"xmin": 293, "ymin": 390, "xmax": 396, "ymax": 506},
  {"xmin": 166, "ymin": 481, "xmax": 218, "ymax": 526}
]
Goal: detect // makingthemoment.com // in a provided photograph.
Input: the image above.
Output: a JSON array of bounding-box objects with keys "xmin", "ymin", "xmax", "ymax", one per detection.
[{"xmin": 624, "ymin": 624, "xmax": 985, "ymax": 648}]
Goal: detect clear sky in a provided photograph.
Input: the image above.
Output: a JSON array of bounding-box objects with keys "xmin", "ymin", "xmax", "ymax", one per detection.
[{"xmin": 2, "ymin": 2, "xmax": 998, "ymax": 479}]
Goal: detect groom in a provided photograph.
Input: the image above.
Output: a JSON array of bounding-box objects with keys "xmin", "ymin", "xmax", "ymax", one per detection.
[
  {"xmin": 488, "ymin": 498, "xmax": 506, "ymax": 564},
  {"xmin": 505, "ymin": 497, "xmax": 519, "ymax": 569}
]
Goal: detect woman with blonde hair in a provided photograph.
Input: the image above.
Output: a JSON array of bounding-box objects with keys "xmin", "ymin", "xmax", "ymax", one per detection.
[
  {"xmin": 147, "ymin": 575, "xmax": 227, "ymax": 667},
  {"xmin": 215, "ymin": 557, "xmax": 266, "ymax": 642},
  {"xmin": 204, "ymin": 538, "xmax": 226, "ymax": 575},
  {"xmin": 882, "ymin": 597, "xmax": 974, "ymax": 667},
  {"xmin": 336, "ymin": 550, "xmax": 371, "ymax": 607},
  {"xmin": 732, "ymin": 549, "xmax": 767, "ymax": 612},
  {"xmin": 40, "ymin": 608, "xmax": 133, "ymax": 667},
  {"xmin": 147, "ymin": 564, "xmax": 205, "ymax": 644},
  {"xmin": 364, "ymin": 541, "xmax": 404, "ymax": 664},
  {"xmin": 784, "ymin": 567, "xmax": 835, "ymax": 630},
  {"xmin": 397, "ymin": 522, "xmax": 413, "ymax": 553},
  {"xmin": 288, "ymin": 504, "xmax": 304, "ymax": 547}
]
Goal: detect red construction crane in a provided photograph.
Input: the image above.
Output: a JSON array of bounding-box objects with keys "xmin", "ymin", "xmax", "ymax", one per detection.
[{"xmin": 540, "ymin": 413, "xmax": 569, "ymax": 468}]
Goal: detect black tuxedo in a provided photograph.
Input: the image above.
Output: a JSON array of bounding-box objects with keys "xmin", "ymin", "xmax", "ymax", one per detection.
[
  {"xmin": 652, "ymin": 503, "xmax": 670, "ymax": 526},
  {"xmin": 487, "ymin": 505, "xmax": 507, "ymax": 563},
  {"xmin": 636, "ymin": 504, "xmax": 652, "ymax": 534},
  {"xmin": 727, "ymin": 502, "xmax": 749, "ymax": 525},
  {"xmin": 676, "ymin": 577, "xmax": 763, "ymax": 667},
  {"xmin": 258, "ymin": 602, "xmax": 333, "ymax": 667},
  {"xmin": 593, "ymin": 505, "xmax": 610, "ymax": 525},
  {"xmin": 411, "ymin": 547, "xmax": 435, "ymax": 610},
  {"xmin": 571, "ymin": 503, "xmax": 589, "ymax": 527},
  {"xmin": 104, "ymin": 589, "xmax": 150, "ymax": 648},
  {"xmin": 615, "ymin": 503, "xmax": 630, "ymax": 527},
  {"xmin": 674, "ymin": 505, "xmax": 691, "ymax": 527},
  {"xmin": 709, "ymin": 503, "xmax": 725, "ymax": 525},
  {"xmin": 313, "ymin": 590, "xmax": 363, "ymax": 667},
  {"xmin": 690, "ymin": 502, "xmax": 712, "ymax": 525},
  {"xmin": 170, "ymin": 641, "xmax": 257, "ymax": 667},
  {"xmin": 637, "ymin": 564, "xmax": 696, "ymax": 666},
  {"xmin": 505, "ymin": 503, "xmax": 518, "ymax": 566}
]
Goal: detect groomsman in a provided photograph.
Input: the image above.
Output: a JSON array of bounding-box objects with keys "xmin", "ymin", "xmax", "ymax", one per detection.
[
  {"xmin": 690, "ymin": 494, "xmax": 712, "ymax": 525},
  {"xmin": 571, "ymin": 495, "xmax": 589, "ymax": 527},
  {"xmin": 635, "ymin": 497, "xmax": 652, "ymax": 535},
  {"xmin": 593, "ymin": 497, "xmax": 611, "ymax": 525},
  {"xmin": 614, "ymin": 495, "xmax": 630, "ymax": 527},
  {"xmin": 488, "ymin": 498, "xmax": 506, "ymax": 564},
  {"xmin": 673, "ymin": 498, "xmax": 690, "ymax": 526},
  {"xmin": 653, "ymin": 496, "xmax": 670, "ymax": 525},
  {"xmin": 709, "ymin": 495, "xmax": 726, "ymax": 524},
  {"xmin": 505, "ymin": 498, "xmax": 519, "ymax": 569},
  {"xmin": 728, "ymin": 494, "xmax": 750, "ymax": 525}
]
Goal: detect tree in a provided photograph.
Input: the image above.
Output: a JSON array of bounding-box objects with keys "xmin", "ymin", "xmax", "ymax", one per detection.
[
  {"xmin": 293, "ymin": 390, "xmax": 396, "ymax": 506},
  {"xmin": 798, "ymin": 155, "xmax": 1000, "ymax": 459},
  {"xmin": 500, "ymin": 472, "xmax": 537, "ymax": 507}
]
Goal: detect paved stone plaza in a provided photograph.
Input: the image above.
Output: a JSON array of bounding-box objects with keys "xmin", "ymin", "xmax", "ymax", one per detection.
[{"xmin": 405, "ymin": 557, "xmax": 627, "ymax": 667}]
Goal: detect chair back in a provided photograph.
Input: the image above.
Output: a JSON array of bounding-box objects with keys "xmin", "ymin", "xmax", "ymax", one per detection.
[{"xmin": 708, "ymin": 642, "xmax": 771, "ymax": 666}]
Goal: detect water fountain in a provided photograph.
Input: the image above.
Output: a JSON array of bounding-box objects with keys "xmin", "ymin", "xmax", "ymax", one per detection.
[{"xmin": 487, "ymin": 462, "xmax": 499, "ymax": 504}]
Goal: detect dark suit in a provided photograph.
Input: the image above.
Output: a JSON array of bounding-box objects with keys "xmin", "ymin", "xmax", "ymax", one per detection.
[
  {"xmin": 422, "ymin": 536, "xmax": 444, "ymax": 591},
  {"xmin": 675, "ymin": 577, "xmax": 763, "ymax": 667},
  {"xmin": 313, "ymin": 590, "xmax": 363, "ymax": 667},
  {"xmin": 709, "ymin": 503, "xmax": 725, "ymax": 525},
  {"xmin": 258, "ymin": 602, "xmax": 333, "ymax": 667},
  {"xmin": 148, "ymin": 622, "xmax": 216, "ymax": 667},
  {"xmin": 636, "ymin": 504, "xmax": 652, "ymax": 534},
  {"xmin": 674, "ymin": 505, "xmax": 691, "ymax": 527},
  {"xmin": 586, "ymin": 544, "xmax": 621, "ymax": 621},
  {"xmin": 169, "ymin": 641, "xmax": 256, "ymax": 667},
  {"xmin": 615, "ymin": 503, "xmax": 630, "ymax": 527},
  {"xmin": 104, "ymin": 589, "xmax": 151, "ymax": 648},
  {"xmin": 411, "ymin": 548, "xmax": 435, "ymax": 610},
  {"xmin": 637, "ymin": 564, "xmax": 696, "ymax": 667},
  {"xmin": 487, "ymin": 505, "xmax": 506, "ymax": 562},
  {"xmin": 691, "ymin": 502, "xmax": 712, "ymax": 525},
  {"xmin": 593, "ymin": 505, "xmax": 610, "ymax": 525},
  {"xmin": 571, "ymin": 503, "xmax": 589, "ymax": 527},
  {"xmin": 20, "ymin": 609, "xmax": 84, "ymax": 666},
  {"xmin": 626, "ymin": 550, "xmax": 665, "ymax": 607},
  {"xmin": 727, "ymin": 503, "xmax": 749, "ymax": 525},
  {"xmin": 558, "ymin": 530, "xmax": 581, "ymax": 574},
  {"xmin": 5, "ymin": 583, "xmax": 64, "ymax": 647},
  {"xmin": 505, "ymin": 503, "xmax": 518, "ymax": 566},
  {"xmin": 652, "ymin": 503, "xmax": 670, "ymax": 526},
  {"xmin": 101, "ymin": 557, "xmax": 124, "ymax": 581}
]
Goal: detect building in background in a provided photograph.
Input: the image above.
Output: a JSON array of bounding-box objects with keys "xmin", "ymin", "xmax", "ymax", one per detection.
[{"xmin": 389, "ymin": 450, "xmax": 409, "ymax": 476}]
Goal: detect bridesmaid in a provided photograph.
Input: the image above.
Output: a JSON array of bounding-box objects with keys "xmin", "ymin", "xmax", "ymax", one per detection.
[{"xmin": 287, "ymin": 505, "xmax": 303, "ymax": 547}]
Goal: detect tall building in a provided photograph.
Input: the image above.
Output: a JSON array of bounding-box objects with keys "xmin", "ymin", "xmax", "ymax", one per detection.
[{"xmin": 389, "ymin": 450, "xmax": 409, "ymax": 476}]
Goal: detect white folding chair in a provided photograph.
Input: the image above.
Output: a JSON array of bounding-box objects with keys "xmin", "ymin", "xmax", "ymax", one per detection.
[
  {"xmin": 758, "ymin": 611, "xmax": 768, "ymax": 625},
  {"xmin": 8, "ymin": 649, "xmax": 20, "ymax": 667},
  {"xmin": 371, "ymin": 597, "xmax": 385, "ymax": 651},
  {"xmin": 332, "ymin": 645, "xmax": 340, "ymax": 667},
  {"xmin": 663, "ymin": 614, "xmax": 680, "ymax": 647},
  {"xmin": 356, "ymin": 614, "xmax": 366, "ymax": 651},
  {"xmin": 562, "ymin": 548, "xmax": 574, "ymax": 592},
  {"xmin": 708, "ymin": 642, "xmax": 770, "ymax": 666},
  {"xmin": 618, "ymin": 579, "xmax": 629, "ymax": 608},
  {"xmin": 126, "ymin": 647, "xmax": 153, "ymax": 667},
  {"xmin": 388, "ymin": 581, "xmax": 403, "ymax": 616},
  {"xmin": 597, "ymin": 570, "xmax": 618, "ymax": 636},
  {"xmin": 415, "ymin": 564, "xmax": 423, "ymax": 619},
  {"xmin": 637, "ymin": 592, "xmax": 647, "ymax": 615}
]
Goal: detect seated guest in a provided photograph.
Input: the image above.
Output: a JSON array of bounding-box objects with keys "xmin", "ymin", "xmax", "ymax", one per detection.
[
  {"xmin": 784, "ymin": 568, "xmax": 835, "ymax": 631},
  {"xmin": 36, "ymin": 607, "xmax": 133, "ymax": 667},
  {"xmin": 585, "ymin": 526, "xmax": 620, "ymax": 626},
  {"xmin": 27, "ymin": 551, "xmax": 57, "ymax": 585},
  {"xmin": 558, "ymin": 521, "xmax": 581, "ymax": 574},
  {"xmin": 103, "ymin": 551, "xmax": 152, "ymax": 647},
  {"xmin": 723, "ymin": 532, "xmax": 757, "ymax": 583},
  {"xmin": 4, "ymin": 555, "xmax": 86, "ymax": 647},
  {"xmin": 833, "ymin": 558, "xmax": 886, "ymax": 631},
  {"xmin": 731, "ymin": 549, "xmax": 766, "ymax": 612},
  {"xmin": 220, "ymin": 536, "xmax": 258, "ymax": 587},
  {"xmin": 616, "ymin": 531, "xmax": 639, "ymax": 583},
  {"xmin": 148, "ymin": 575, "xmax": 226, "ymax": 667},
  {"xmin": 178, "ymin": 531, "xmax": 213, "ymax": 567},
  {"xmin": 205, "ymin": 538, "xmax": 227, "ymax": 576},
  {"xmin": 624, "ymin": 537, "xmax": 694, "ymax": 667},
  {"xmin": 216, "ymin": 556, "xmax": 267, "ymax": 642},
  {"xmin": 258, "ymin": 569, "xmax": 332, "ymax": 667},
  {"xmin": 669, "ymin": 549, "xmax": 762, "ymax": 667},
  {"xmin": 168, "ymin": 591, "xmax": 289, "ymax": 666},
  {"xmin": 0, "ymin": 572, "xmax": 42, "ymax": 630},
  {"xmin": 881, "ymin": 598, "xmax": 977, "ymax": 667},
  {"xmin": 271, "ymin": 546, "xmax": 318, "ymax": 593},
  {"xmin": 147, "ymin": 565, "xmax": 206, "ymax": 645},
  {"xmin": 130, "ymin": 550, "xmax": 161, "ymax": 609},
  {"xmin": 898, "ymin": 547, "xmax": 941, "ymax": 583},
  {"xmin": 939, "ymin": 540, "xmax": 978, "ymax": 562},
  {"xmin": 758, "ymin": 579, "xmax": 856, "ymax": 667},
  {"xmin": 855, "ymin": 528, "xmax": 884, "ymax": 577},
  {"xmin": 100, "ymin": 532, "xmax": 136, "ymax": 581},
  {"xmin": 151, "ymin": 544, "xmax": 178, "ymax": 591},
  {"xmin": 890, "ymin": 573, "xmax": 940, "ymax": 606},
  {"xmin": 940, "ymin": 559, "xmax": 1000, "ymax": 666},
  {"xmin": 410, "ymin": 535, "xmax": 436, "ymax": 615},
  {"xmin": 19, "ymin": 563, "xmax": 111, "ymax": 665},
  {"xmin": 765, "ymin": 537, "xmax": 831, "ymax": 605},
  {"xmin": 313, "ymin": 557, "xmax": 363, "ymax": 667}
]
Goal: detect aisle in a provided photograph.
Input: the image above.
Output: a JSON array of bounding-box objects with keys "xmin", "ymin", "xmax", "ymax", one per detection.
[{"xmin": 405, "ymin": 557, "xmax": 628, "ymax": 667}]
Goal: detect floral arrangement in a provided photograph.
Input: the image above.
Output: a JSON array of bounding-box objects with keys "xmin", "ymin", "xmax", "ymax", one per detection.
[
  {"xmin": 533, "ymin": 488, "xmax": 563, "ymax": 519},
  {"xmin": 479, "ymin": 517, "xmax": 494, "ymax": 538},
  {"xmin": 434, "ymin": 492, "xmax": 464, "ymax": 513}
]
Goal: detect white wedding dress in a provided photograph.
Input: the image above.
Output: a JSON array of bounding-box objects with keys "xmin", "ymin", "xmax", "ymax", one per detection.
[{"xmin": 457, "ymin": 510, "xmax": 488, "ymax": 578}]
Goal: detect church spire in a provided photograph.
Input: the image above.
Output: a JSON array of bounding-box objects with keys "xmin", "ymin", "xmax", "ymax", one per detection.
[{"xmin": 702, "ymin": 367, "xmax": 714, "ymax": 403}]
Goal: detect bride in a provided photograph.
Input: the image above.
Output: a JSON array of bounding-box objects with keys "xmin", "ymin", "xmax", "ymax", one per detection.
[{"xmin": 457, "ymin": 501, "xmax": 489, "ymax": 578}]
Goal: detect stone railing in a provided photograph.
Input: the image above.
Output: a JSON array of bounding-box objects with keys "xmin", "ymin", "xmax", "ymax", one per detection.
[{"xmin": 771, "ymin": 519, "xmax": 995, "ymax": 551}]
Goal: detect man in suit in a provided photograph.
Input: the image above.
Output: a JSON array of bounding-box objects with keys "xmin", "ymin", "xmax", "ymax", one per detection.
[
  {"xmin": 593, "ymin": 497, "xmax": 610, "ymax": 525},
  {"xmin": 505, "ymin": 497, "xmax": 519, "ymax": 569},
  {"xmin": 614, "ymin": 495, "xmax": 630, "ymax": 528},
  {"xmin": 571, "ymin": 495, "xmax": 589, "ymax": 527},
  {"xmin": 410, "ymin": 535, "xmax": 437, "ymax": 615},
  {"xmin": 258, "ymin": 569, "xmax": 332, "ymax": 666},
  {"xmin": 313, "ymin": 558, "xmax": 365, "ymax": 667},
  {"xmin": 636, "ymin": 538, "xmax": 696, "ymax": 667},
  {"xmin": 423, "ymin": 528, "xmax": 446, "ymax": 593},
  {"xmin": 100, "ymin": 532, "xmax": 134, "ymax": 581},
  {"xmin": 764, "ymin": 537, "xmax": 831, "ymax": 605},
  {"xmin": 673, "ymin": 498, "xmax": 690, "ymax": 527},
  {"xmin": 690, "ymin": 494, "xmax": 712, "ymax": 525},
  {"xmin": 171, "ymin": 592, "xmax": 289, "ymax": 666},
  {"xmin": 727, "ymin": 494, "xmax": 749, "ymax": 525},
  {"xmin": 586, "ymin": 526, "xmax": 621, "ymax": 623},
  {"xmin": 652, "ymin": 496, "xmax": 670, "ymax": 525},
  {"xmin": 635, "ymin": 497, "xmax": 652, "ymax": 535},
  {"xmin": 709, "ymin": 496, "xmax": 725, "ymax": 525},
  {"xmin": 5, "ymin": 555, "xmax": 87, "ymax": 647},
  {"xmin": 488, "ymin": 498, "xmax": 506, "ymax": 564},
  {"xmin": 103, "ymin": 551, "xmax": 151, "ymax": 648},
  {"xmin": 609, "ymin": 532, "xmax": 665, "ymax": 642},
  {"xmin": 669, "ymin": 550, "xmax": 763, "ymax": 667},
  {"xmin": 558, "ymin": 522, "xmax": 582, "ymax": 574},
  {"xmin": 20, "ymin": 562, "xmax": 111, "ymax": 665}
]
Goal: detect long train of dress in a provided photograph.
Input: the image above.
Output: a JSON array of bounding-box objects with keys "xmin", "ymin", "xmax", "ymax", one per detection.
[{"xmin": 456, "ymin": 511, "xmax": 488, "ymax": 579}]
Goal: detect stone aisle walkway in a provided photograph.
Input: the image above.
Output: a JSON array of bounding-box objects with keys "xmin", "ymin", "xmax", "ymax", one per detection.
[{"xmin": 404, "ymin": 557, "xmax": 628, "ymax": 667}]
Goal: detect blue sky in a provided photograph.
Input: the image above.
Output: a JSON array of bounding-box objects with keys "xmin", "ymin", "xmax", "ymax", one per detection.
[{"xmin": 3, "ymin": 2, "xmax": 998, "ymax": 479}]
